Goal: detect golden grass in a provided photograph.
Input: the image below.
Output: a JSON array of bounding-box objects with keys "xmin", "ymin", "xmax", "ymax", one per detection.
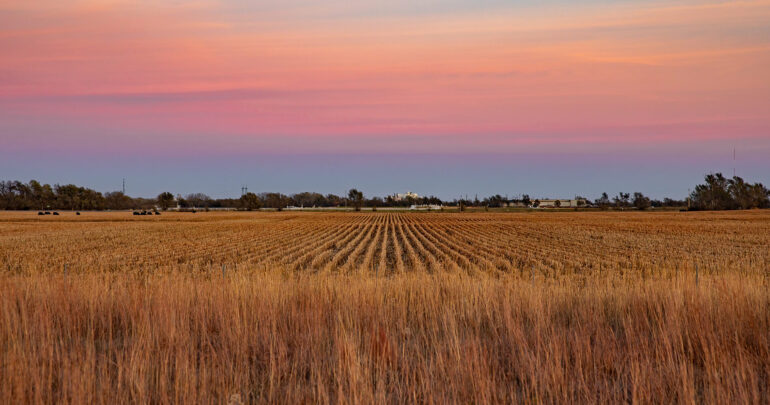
[{"xmin": 1, "ymin": 211, "xmax": 769, "ymax": 403}]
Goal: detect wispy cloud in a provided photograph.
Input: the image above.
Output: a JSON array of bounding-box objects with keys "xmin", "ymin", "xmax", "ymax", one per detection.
[{"xmin": 1, "ymin": 0, "xmax": 769, "ymax": 157}]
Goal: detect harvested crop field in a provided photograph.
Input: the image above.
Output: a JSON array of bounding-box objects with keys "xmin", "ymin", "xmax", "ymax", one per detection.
[
  {"xmin": 2, "ymin": 210, "xmax": 769, "ymax": 276},
  {"xmin": 1, "ymin": 210, "xmax": 769, "ymax": 404}
]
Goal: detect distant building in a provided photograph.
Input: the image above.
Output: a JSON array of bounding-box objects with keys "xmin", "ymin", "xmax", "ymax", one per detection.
[
  {"xmin": 536, "ymin": 198, "xmax": 587, "ymax": 208},
  {"xmin": 392, "ymin": 191, "xmax": 419, "ymax": 201},
  {"xmin": 409, "ymin": 204, "xmax": 442, "ymax": 211},
  {"xmin": 502, "ymin": 201, "xmax": 528, "ymax": 208}
]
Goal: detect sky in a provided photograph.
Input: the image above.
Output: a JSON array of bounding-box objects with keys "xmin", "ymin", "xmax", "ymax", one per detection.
[{"xmin": 1, "ymin": 0, "xmax": 769, "ymax": 199}]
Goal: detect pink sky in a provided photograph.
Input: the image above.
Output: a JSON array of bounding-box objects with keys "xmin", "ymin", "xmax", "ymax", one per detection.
[{"xmin": 1, "ymin": 0, "xmax": 769, "ymax": 155}]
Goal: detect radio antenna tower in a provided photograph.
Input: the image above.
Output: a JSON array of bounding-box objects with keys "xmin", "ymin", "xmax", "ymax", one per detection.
[{"xmin": 241, "ymin": 186, "xmax": 248, "ymax": 196}]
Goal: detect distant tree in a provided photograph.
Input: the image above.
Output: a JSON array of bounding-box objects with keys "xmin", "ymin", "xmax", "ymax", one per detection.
[
  {"xmin": 55, "ymin": 184, "xmax": 81, "ymax": 210},
  {"xmin": 157, "ymin": 192, "xmax": 175, "ymax": 211},
  {"xmin": 348, "ymin": 188, "xmax": 364, "ymax": 211},
  {"xmin": 260, "ymin": 192, "xmax": 289, "ymax": 209},
  {"xmin": 533, "ymin": 199, "xmax": 540, "ymax": 208},
  {"xmin": 595, "ymin": 192, "xmax": 611, "ymax": 210},
  {"xmin": 54, "ymin": 184, "xmax": 105, "ymax": 210},
  {"xmin": 690, "ymin": 173, "xmax": 733, "ymax": 210},
  {"xmin": 728, "ymin": 176, "xmax": 769, "ymax": 209},
  {"xmin": 748, "ymin": 182, "xmax": 770, "ymax": 209},
  {"xmin": 369, "ymin": 196, "xmax": 384, "ymax": 208},
  {"xmin": 105, "ymin": 191, "xmax": 133, "ymax": 210},
  {"xmin": 554, "ymin": 200, "xmax": 561, "ymax": 208},
  {"xmin": 240, "ymin": 192, "xmax": 261, "ymax": 211},
  {"xmin": 326, "ymin": 194, "xmax": 343, "ymax": 207},
  {"xmin": 632, "ymin": 192, "xmax": 651, "ymax": 210},
  {"xmin": 185, "ymin": 193, "xmax": 212, "ymax": 209},
  {"xmin": 661, "ymin": 198, "xmax": 678, "ymax": 207},
  {"xmin": 176, "ymin": 194, "xmax": 189, "ymax": 208},
  {"xmin": 423, "ymin": 195, "xmax": 443, "ymax": 205},
  {"xmin": 521, "ymin": 194, "xmax": 532, "ymax": 207},
  {"xmin": 292, "ymin": 192, "xmax": 325, "ymax": 208},
  {"xmin": 613, "ymin": 192, "xmax": 630, "ymax": 208},
  {"xmin": 689, "ymin": 173, "xmax": 769, "ymax": 210},
  {"xmin": 484, "ymin": 194, "xmax": 506, "ymax": 208},
  {"xmin": 28, "ymin": 180, "xmax": 55, "ymax": 209}
]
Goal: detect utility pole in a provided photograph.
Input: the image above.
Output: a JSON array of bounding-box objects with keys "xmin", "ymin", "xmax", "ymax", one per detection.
[
  {"xmin": 122, "ymin": 178, "xmax": 125, "ymax": 194},
  {"xmin": 241, "ymin": 186, "xmax": 248, "ymax": 196}
]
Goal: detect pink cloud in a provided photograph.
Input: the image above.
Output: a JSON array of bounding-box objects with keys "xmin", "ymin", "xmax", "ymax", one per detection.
[{"xmin": 1, "ymin": 0, "xmax": 769, "ymax": 154}]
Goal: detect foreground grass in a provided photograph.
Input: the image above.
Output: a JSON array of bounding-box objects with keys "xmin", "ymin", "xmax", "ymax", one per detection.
[{"xmin": 1, "ymin": 272, "xmax": 768, "ymax": 404}]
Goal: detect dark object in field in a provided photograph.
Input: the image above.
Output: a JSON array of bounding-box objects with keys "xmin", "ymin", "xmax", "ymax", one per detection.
[
  {"xmin": 38, "ymin": 212, "xmax": 44, "ymax": 215},
  {"xmin": 53, "ymin": 212, "xmax": 59, "ymax": 216},
  {"xmin": 76, "ymin": 212, "xmax": 80, "ymax": 215},
  {"xmin": 133, "ymin": 211, "xmax": 140, "ymax": 216},
  {"xmin": 154, "ymin": 212, "xmax": 161, "ymax": 215},
  {"xmin": 191, "ymin": 210, "xmax": 196, "ymax": 213},
  {"xmin": 44, "ymin": 211, "xmax": 51, "ymax": 215}
]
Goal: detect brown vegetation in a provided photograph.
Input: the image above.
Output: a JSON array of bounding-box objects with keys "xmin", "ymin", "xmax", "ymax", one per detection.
[{"xmin": 1, "ymin": 211, "xmax": 769, "ymax": 403}]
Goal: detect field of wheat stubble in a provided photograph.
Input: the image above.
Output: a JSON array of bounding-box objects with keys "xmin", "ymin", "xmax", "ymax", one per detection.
[{"xmin": 0, "ymin": 210, "xmax": 768, "ymax": 403}]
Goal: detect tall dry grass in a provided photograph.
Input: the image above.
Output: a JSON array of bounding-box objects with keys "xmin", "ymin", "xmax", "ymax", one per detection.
[
  {"xmin": 1, "ymin": 272, "xmax": 768, "ymax": 404},
  {"xmin": 2, "ymin": 211, "xmax": 769, "ymax": 403}
]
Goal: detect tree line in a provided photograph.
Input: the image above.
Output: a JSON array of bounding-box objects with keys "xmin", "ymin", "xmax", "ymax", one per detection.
[
  {"xmin": 0, "ymin": 181, "xmax": 444, "ymax": 211},
  {"xmin": 1, "ymin": 173, "xmax": 767, "ymax": 211}
]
